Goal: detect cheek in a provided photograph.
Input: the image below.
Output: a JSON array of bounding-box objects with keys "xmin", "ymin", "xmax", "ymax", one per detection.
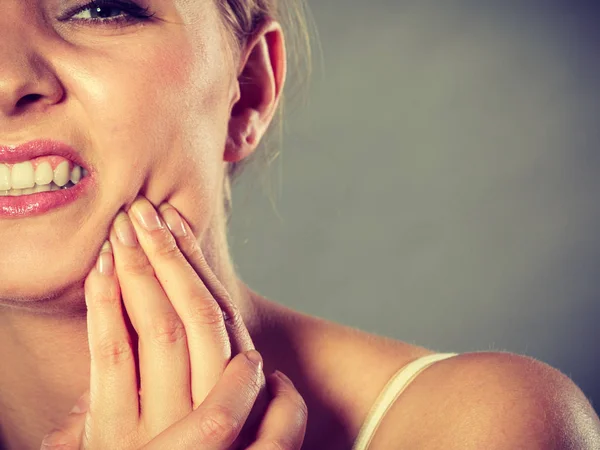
[
  {"xmin": 154, "ymin": 31, "xmax": 234, "ymax": 229},
  {"xmin": 53, "ymin": 24, "xmax": 232, "ymax": 227}
]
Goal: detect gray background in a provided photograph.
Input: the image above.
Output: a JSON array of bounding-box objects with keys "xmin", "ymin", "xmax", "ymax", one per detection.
[{"xmin": 227, "ymin": 1, "xmax": 600, "ymax": 413}]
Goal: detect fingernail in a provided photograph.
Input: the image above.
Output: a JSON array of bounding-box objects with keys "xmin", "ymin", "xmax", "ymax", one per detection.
[
  {"xmin": 70, "ymin": 392, "xmax": 89, "ymax": 414},
  {"xmin": 273, "ymin": 370, "xmax": 293, "ymax": 385},
  {"xmin": 245, "ymin": 350, "xmax": 263, "ymax": 368},
  {"xmin": 40, "ymin": 432, "xmax": 64, "ymax": 447},
  {"xmin": 131, "ymin": 197, "xmax": 163, "ymax": 231},
  {"xmin": 96, "ymin": 240, "xmax": 114, "ymax": 276},
  {"xmin": 158, "ymin": 204, "xmax": 187, "ymax": 238},
  {"xmin": 113, "ymin": 211, "xmax": 137, "ymax": 247}
]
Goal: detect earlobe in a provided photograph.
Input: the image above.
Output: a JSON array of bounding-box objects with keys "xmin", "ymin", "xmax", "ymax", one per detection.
[{"xmin": 224, "ymin": 109, "xmax": 260, "ymax": 163}]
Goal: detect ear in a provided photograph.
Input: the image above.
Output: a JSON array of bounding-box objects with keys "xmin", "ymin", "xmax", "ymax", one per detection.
[{"xmin": 224, "ymin": 20, "xmax": 287, "ymax": 163}]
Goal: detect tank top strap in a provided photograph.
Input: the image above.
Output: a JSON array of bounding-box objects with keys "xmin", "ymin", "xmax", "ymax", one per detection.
[{"xmin": 352, "ymin": 352, "xmax": 460, "ymax": 450}]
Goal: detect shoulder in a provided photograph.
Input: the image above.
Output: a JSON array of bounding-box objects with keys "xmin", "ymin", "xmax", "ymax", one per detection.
[{"xmin": 369, "ymin": 351, "xmax": 600, "ymax": 449}]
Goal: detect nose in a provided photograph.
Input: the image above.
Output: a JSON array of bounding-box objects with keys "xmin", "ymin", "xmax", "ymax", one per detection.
[{"xmin": 0, "ymin": 20, "xmax": 64, "ymax": 121}]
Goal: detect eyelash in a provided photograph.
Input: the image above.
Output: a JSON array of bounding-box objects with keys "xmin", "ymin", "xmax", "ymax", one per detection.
[{"xmin": 62, "ymin": 0, "xmax": 156, "ymax": 26}]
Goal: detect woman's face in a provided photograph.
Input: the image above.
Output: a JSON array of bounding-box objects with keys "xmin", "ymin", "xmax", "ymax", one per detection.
[{"xmin": 0, "ymin": 0, "xmax": 241, "ymax": 308}]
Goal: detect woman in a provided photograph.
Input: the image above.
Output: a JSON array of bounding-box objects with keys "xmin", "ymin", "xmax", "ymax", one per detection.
[{"xmin": 0, "ymin": 0, "xmax": 598, "ymax": 449}]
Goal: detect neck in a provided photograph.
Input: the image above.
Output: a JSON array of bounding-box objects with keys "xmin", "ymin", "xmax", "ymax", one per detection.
[{"xmin": 0, "ymin": 222, "xmax": 261, "ymax": 450}]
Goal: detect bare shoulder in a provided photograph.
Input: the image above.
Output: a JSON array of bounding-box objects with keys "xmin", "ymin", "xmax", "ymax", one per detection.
[
  {"xmin": 251, "ymin": 298, "xmax": 600, "ymax": 449},
  {"xmin": 369, "ymin": 351, "xmax": 600, "ymax": 449}
]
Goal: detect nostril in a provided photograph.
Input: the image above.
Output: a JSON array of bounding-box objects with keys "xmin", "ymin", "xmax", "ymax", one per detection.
[{"xmin": 16, "ymin": 93, "xmax": 42, "ymax": 108}]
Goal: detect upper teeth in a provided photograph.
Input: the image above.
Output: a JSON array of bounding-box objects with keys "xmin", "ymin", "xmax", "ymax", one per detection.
[{"xmin": 0, "ymin": 161, "xmax": 87, "ymax": 190}]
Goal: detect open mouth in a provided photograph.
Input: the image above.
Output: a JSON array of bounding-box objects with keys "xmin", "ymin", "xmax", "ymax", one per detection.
[{"xmin": 0, "ymin": 156, "xmax": 89, "ymax": 197}]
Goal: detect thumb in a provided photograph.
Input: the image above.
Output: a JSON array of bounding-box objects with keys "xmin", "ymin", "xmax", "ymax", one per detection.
[{"xmin": 40, "ymin": 390, "xmax": 89, "ymax": 449}]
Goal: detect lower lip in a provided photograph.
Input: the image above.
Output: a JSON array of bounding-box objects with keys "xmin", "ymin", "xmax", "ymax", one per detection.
[{"xmin": 0, "ymin": 175, "xmax": 94, "ymax": 218}]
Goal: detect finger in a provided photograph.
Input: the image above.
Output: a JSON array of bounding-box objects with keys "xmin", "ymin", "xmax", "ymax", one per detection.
[
  {"xmin": 40, "ymin": 391, "xmax": 89, "ymax": 449},
  {"xmin": 142, "ymin": 350, "xmax": 264, "ymax": 450},
  {"xmin": 109, "ymin": 211, "xmax": 192, "ymax": 434},
  {"xmin": 84, "ymin": 240, "xmax": 139, "ymax": 437},
  {"xmin": 126, "ymin": 197, "xmax": 230, "ymax": 407},
  {"xmin": 157, "ymin": 202, "xmax": 271, "ymax": 439},
  {"xmin": 158, "ymin": 202, "xmax": 254, "ymax": 356},
  {"xmin": 246, "ymin": 372, "xmax": 308, "ymax": 450}
]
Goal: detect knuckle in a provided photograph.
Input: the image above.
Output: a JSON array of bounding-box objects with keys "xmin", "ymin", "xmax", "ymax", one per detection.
[
  {"xmin": 87, "ymin": 285, "xmax": 120, "ymax": 308},
  {"xmin": 120, "ymin": 254, "xmax": 155, "ymax": 277},
  {"xmin": 146, "ymin": 312, "xmax": 187, "ymax": 345},
  {"xmin": 222, "ymin": 302, "xmax": 244, "ymax": 330},
  {"xmin": 93, "ymin": 336, "xmax": 134, "ymax": 365},
  {"xmin": 197, "ymin": 406, "xmax": 240, "ymax": 444},
  {"xmin": 233, "ymin": 369, "xmax": 262, "ymax": 396},
  {"xmin": 151, "ymin": 230, "xmax": 180, "ymax": 259},
  {"xmin": 187, "ymin": 297, "xmax": 226, "ymax": 328},
  {"xmin": 248, "ymin": 375, "xmax": 264, "ymax": 398},
  {"xmin": 185, "ymin": 241, "xmax": 204, "ymax": 263}
]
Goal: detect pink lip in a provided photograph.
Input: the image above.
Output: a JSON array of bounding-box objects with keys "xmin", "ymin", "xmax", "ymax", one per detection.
[
  {"xmin": 0, "ymin": 139, "xmax": 94, "ymax": 218},
  {"xmin": 0, "ymin": 139, "xmax": 89, "ymax": 168}
]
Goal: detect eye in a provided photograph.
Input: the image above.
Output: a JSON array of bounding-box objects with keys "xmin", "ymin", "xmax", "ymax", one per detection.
[{"xmin": 60, "ymin": 0, "xmax": 155, "ymax": 26}]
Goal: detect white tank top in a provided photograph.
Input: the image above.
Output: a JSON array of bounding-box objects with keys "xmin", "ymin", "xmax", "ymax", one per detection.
[{"xmin": 352, "ymin": 352, "xmax": 460, "ymax": 450}]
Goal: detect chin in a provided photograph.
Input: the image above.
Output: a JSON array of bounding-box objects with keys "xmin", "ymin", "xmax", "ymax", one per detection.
[{"xmin": 0, "ymin": 240, "xmax": 98, "ymax": 316}]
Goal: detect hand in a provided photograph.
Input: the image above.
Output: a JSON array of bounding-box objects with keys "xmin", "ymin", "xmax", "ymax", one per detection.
[{"xmin": 40, "ymin": 197, "xmax": 308, "ymax": 449}]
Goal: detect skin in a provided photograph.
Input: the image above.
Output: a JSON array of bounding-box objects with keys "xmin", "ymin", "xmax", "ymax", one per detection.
[
  {"xmin": 0, "ymin": 0, "xmax": 304, "ymax": 447},
  {"xmin": 35, "ymin": 199, "xmax": 307, "ymax": 449},
  {"xmin": 2, "ymin": 1, "xmax": 600, "ymax": 449}
]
